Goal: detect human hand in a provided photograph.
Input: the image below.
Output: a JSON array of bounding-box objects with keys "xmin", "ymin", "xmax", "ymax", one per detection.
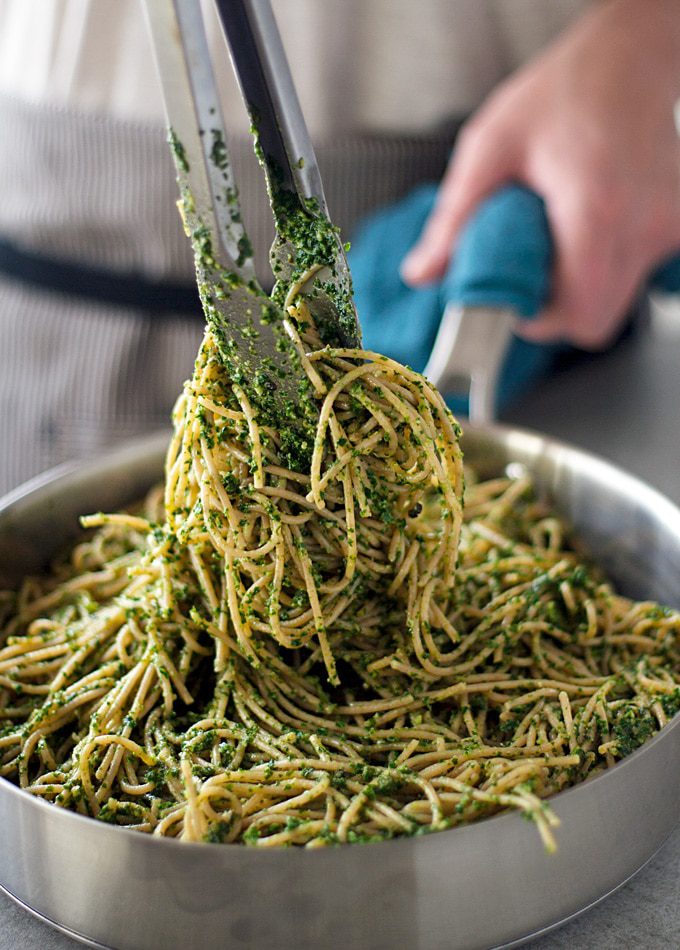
[
  {"xmin": 401, "ymin": 0, "xmax": 680, "ymax": 349},
  {"xmin": 348, "ymin": 185, "xmax": 561, "ymax": 416}
]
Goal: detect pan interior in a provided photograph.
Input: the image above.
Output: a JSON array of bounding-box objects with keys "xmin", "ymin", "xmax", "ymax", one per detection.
[{"xmin": 1, "ymin": 426, "xmax": 679, "ymax": 607}]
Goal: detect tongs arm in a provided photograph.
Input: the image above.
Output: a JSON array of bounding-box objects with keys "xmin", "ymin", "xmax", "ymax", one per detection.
[
  {"xmin": 214, "ymin": 0, "xmax": 327, "ymax": 215},
  {"xmin": 143, "ymin": 0, "xmax": 254, "ymax": 281},
  {"xmin": 214, "ymin": 0, "xmax": 360, "ymax": 348},
  {"xmin": 142, "ymin": 0, "xmax": 317, "ymax": 465}
]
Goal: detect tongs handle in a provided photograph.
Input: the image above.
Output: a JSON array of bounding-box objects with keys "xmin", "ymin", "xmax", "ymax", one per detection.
[
  {"xmin": 214, "ymin": 0, "xmax": 328, "ymax": 217},
  {"xmin": 142, "ymin": 0, "xmax": 255, "ymax": 280}
]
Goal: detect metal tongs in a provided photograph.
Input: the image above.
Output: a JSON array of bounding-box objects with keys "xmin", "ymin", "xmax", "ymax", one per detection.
[
  {"xmin": 142, "ymin": 0, "xmax": 360, "ymax": 455},
  {"xmin": 143, "ymin": 0, "xmax": 541, "ymax": 435}
]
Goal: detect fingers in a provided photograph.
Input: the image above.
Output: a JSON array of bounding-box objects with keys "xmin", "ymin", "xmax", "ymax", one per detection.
[
  {"xmin": 515, "ymin": 190, "xmax": 649, "ymax": 349},
  {"xmin": 401, "ymin": 119, "xmax": 520, "ymax": 286}
]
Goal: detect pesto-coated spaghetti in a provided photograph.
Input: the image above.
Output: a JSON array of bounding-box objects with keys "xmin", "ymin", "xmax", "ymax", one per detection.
[{"xmin": 2, "ymin": 300, "xmax": 680, "ymax": 850}]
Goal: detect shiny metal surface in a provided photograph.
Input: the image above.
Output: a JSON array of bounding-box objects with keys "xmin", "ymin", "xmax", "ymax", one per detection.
[
  {"xmin": 141, "ymin": 0, "xmax": 307, "ymax": 427},
  {"xmin": 423, "ymin": 305, "xmax": 515, "ymax": 424},
  {"xmin": 214, "ymin": 0, "xmax": 360, "ymax": 347},
  {"xmin": 1, "ymin": 426, "xmax": 680, "ymax": 950},
  {"xmin": 214, "ymin": 0, "xmax": 331, "ymax": 221},
  {"xmin": 142, "ymin": 0, "xmax": 256, "ymax": 281}
]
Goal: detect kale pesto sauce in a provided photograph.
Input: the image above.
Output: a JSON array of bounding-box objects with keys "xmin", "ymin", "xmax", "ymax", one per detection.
[{"xmin": 167, "ymin": 127, "xmax": 318, "ymax": 471}]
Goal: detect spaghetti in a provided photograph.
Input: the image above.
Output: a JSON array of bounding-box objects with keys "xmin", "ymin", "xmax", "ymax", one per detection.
[{"xmin": 1, "ymin": 298, "xmax": 680, "ymax": 850}]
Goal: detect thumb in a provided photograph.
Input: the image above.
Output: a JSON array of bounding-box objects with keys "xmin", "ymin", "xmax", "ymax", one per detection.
[{"xmin": 401, "ymin": 122, "xmax": 520, "ymax": 286}]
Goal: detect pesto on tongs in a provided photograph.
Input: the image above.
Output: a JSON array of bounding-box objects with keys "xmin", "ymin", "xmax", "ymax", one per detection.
[{"xmin": 142, "ymin": 0, "xmax": 360, "ymax": 469}]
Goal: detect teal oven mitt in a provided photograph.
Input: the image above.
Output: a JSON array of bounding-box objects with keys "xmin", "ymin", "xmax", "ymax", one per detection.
[
  {"xmin": 349, "ymin": 182, "xmax": 680, "ymax": 417},
  {"xmin": 650, "ymin": 254, "xmax": 680, "ymax": 294},
  {"xmin": 348, "ymin": 183, "xmax": 554, "ymax": 416}
]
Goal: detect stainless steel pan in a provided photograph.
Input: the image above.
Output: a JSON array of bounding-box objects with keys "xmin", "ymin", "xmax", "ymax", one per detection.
[{"xmin": 2, "ymin": 425, "xmax": 680, "ymax": 950}]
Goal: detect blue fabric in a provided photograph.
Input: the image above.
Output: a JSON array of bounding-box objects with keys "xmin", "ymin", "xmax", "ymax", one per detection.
[
  {"xmin": 651, "ymin": 253, "xmax": 680, "ymax": 294},
  {"xmin": 349, "ymin": 185, "xmax": 443, "ymax": 378},
  {"xmin": 349, "ymin": 182, "xmax": 680, "ymax": 416},
  {"xmin": 442, "ymin": 184, "xmax": 552, "ymax": 316},
  {"xmin": 348, "ymin": 183, "xmax": 559, "ymax": 415}
]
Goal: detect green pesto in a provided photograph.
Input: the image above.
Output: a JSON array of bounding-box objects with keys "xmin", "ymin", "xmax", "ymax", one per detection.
[
  {"xmin": 248, "ymin": 121, "xmax": 360, "ymax": 350},
  {"xmin": 168, "ymin": 129, "xmax": 189, "ymax": 174},
  {"xmin": 165, "ymin": 127, "xmax": 318, "ymax": 471},
  {"xmin": 611, "ymin": 703, "xmax": 657, "ymax": 757},
  {"xmin": 268, "ymin": 187, "xmax": 357, "ymax": 347}
]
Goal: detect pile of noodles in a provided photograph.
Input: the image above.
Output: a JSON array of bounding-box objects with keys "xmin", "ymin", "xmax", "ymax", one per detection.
[{"xmin": 2, "ymin": 303, "xmax": 680, "ymax": 850}]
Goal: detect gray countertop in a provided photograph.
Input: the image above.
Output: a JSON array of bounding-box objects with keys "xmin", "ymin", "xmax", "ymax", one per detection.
[{"xmin": 1, "ymin": 298, "xmax": 679, "ymax": 950}]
